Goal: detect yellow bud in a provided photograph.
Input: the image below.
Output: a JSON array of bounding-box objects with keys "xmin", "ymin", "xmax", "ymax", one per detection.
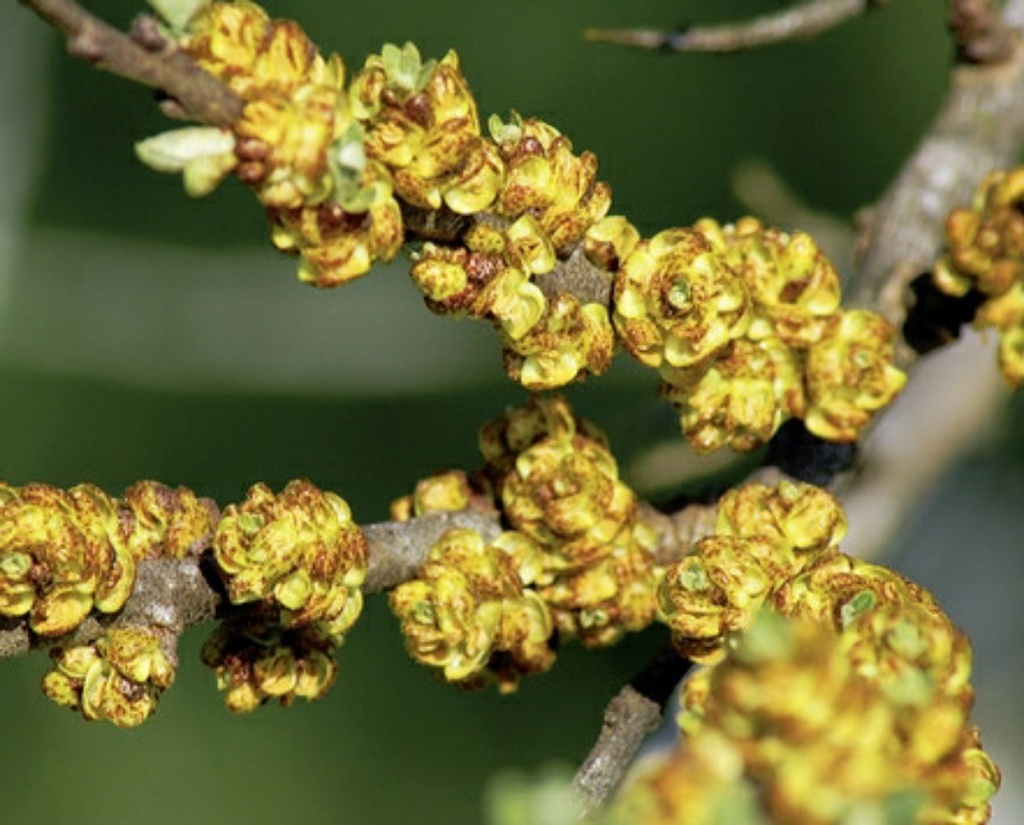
[
  {"xmin": 804, "ymin": 309, "xmax": 907, "ymax": 441},
  {"xmin": 614, "ymin": 228, "xmax": 751, "ymax": 369}
]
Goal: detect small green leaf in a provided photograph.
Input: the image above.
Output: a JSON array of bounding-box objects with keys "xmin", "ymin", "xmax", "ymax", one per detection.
[{"xmin": 146, "ymin": 0, "xmax": 209, "ymax": 31}]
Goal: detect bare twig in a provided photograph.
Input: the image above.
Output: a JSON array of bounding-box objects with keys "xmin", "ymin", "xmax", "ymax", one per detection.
[
  {"xmin": 574, "ymin": 643, "xmax": 690, "ymax": 818},
  {"xmin": 585, "ymin": 0, "xmax": 876, "ymax": 54},
  {"xmin": 19, "ymin": 0, "xmax": 243, "ymax": 126}
]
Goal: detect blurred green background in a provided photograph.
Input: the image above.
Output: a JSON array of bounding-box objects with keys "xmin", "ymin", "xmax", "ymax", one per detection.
[{"xmin": 1, "ymin": 0, "xmax": 1021, "ymax": 822}]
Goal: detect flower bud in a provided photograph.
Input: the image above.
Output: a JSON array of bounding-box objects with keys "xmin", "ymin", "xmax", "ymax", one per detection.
[{"xmin": 213, "ymin": 480, "xmax": 367, "ymax": 642}]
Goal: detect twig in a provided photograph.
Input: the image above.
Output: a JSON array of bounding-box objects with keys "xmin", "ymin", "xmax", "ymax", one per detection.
[
  {"xmin": 0, "ymin": 490, "xmax": 725, "ymax": 661},
  {"xmin": 573, "ymin": 642, "xmax": 690, "ymax": 818},
  {"xmin": 585, "ymin": 0, "xmax": 876, "ymax": 54},
  {"xmin": 19, "ymin": 0, "xmax": 243, "ymax": 126},
  {"xmin": 850, "ymin": 4, "xmax": 1024, "ymax": 338}
]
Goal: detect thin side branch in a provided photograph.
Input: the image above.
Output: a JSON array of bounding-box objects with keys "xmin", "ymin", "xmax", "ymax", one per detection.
[
  {"xmin": 573, "ymin": 643, "xmax": 691, "ymax": 818},
  {"xmin": 20, "ymin": 0, "xmax": 243, "ymax": 126},
  {"xmin": 585, "ymin": 0, "xmax": 874, "ymax": 54}
]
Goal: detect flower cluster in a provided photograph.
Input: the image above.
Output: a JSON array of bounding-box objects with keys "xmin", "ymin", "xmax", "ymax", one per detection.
[
  {"xmin": 42, "ymin": 626, "xmax": 176, "ymax": 727},
  {"xmin": 653, "ymin": 482, "xmax": 998, "ymax": 822},
  {"xmin": 407, "ymin": 114, "xmax": 616, "ymax": 389},
  {"xmin": 612, "ymin": 218, "xmax": 906, "ymax": 450},
  {"xmin": 933, "ymin": 167, "xmax": 1024, "ymax": 387},
  {"xmin": 138, "ymin": 4, "xmax": 617, "ymax": 387},
  {"xmin": 389, "ymin": 396, "xmax": 662, "ymax": 689},
  {"xmin": 658, "ymin": 479, "xmax": 846, "ymax": 663},
  {"xmin": 390, "ymin": 528, "xmax": 555, "ymax": 692},
  {"xmin": 610, "ymin": 610, "xmax": 999, "ymax": 825},
  {"xmin": 205, "ymin": 479, "xmax": 366, "ymax": 710},
  {"xmin": 200, "ymin": 617, "xmax": 339, "ymax": 712},
  {"xmin": 138, "ymin": 2, "xmax": 910, "ymax": 438},
  {"xmin": 0, "ymin": 480, "xmax": 216, "ymax": 637},
  {"xmin": 138, "ymin": 1, "xmax": 404, "ymax": 285}
]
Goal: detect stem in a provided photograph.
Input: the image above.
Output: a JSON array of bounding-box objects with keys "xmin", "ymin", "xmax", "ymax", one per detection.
[
  {"xmin": 19, "ymin": 0, "xmax": 243, "ymax": 126},
  {"xmin": 850, "ymin": 5, "xmax": 1024, "ymax": 336},
  {"xmin": 573, "ymin": 642, "xmax": 691, "ymax": 817},
  {"xmin": 585, "ymin": 0, "xmax": 874, "ymax": 54}
]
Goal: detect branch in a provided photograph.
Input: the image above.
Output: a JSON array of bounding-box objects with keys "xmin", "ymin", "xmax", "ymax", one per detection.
[
  {"xmin": 573, "ymin": 642, "xmax": 691, "ymax": 817},
  {"xmin": 19, "ymin": 0, "xmax": 243, "ymax": 126},
  {"xmin": 585, "ymin": 0, "xmax": 875, "ymax": 54},
  {"xmin": 0, "ymin": 495, "xmax": 718, "ymax": 660},
  {"xmin": 850, "ymin": 2, "xmax": 1024, "ymax": 335}
]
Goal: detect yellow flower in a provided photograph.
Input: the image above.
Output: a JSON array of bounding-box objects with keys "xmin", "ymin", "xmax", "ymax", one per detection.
[
  {"xmin": 613, "ymin": 228, "xmax": 751, "ymax": 369},
  {"xmin": 390, "ymin": 470, "xmax": 475, "ymax": 521},
  {"xmin": 658, "ymin": 536, "xmax": 773, "ymax": 664},
  {"xmin": 804, "ymin": 309, "xmax": 907, "ymax": 441},
  {"xmin": 0, "ymin": 482, "xmax": 136, "ymax": 636},
  {"xmin": 502, "ymin": 294, "xmax": 615, "ymax": 389},
  {"xmin": 695, "ymin": 216, "xmax": 842, "ymax": 348},
  {"xmin": 353, "ymin": 48, "xmax": 486, "ymax": 211},
  {"xmin": 201, "ymin": 618, "xmax": 339, "ymax": 712},
  {"xmin": 661, "ymin": 336, "xmax": 804, "ymax": 453},
  {"xmin": 269, "ymin": 175, "xmax": 404, "ymax": 286},
  {"xmin": 538, "ymin": 523, "xmax": 660, "ymax": 647},
  {"xmin": 42, "ymin": 626, "xmax": 175, "ymax": 727},
  {"xmin": 120, "ymin": 480, "xmax": 217, "ymax": 560},
  {"xmin": 936, "ymin": 167, "xmax": 1024, "ymax": 298},
  {"xmin": 714, "ymin": 480, "xmax": 846, "ymax": 571},
  {"xmin": 499, "ymin": 417, "xmax": 635, "ymax": 569},
  {"xmin": 490, "ymin": 115, "xmax": 612, "ymax": 252}
]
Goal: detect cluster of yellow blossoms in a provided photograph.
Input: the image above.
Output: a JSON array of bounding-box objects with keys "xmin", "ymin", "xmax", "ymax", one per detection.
[
  {"xmin": 0, "ymin": 476, "xmax": 366, "ymax": 722},
  {"xmin": 934, "ymin": 167, "xmax": 1024, "ymax": 387},
  {"xmin": 389, "ymin": 395, "xmax": 660, "ymax": 691},
  {"xmin": 200, "ymin": 617, "xmax": 340, "ymax": 713},
  {"xmin": 42, "ymin": 626, "xmax": 176, "ymax": 728},
  {"xmin": 0, "ymin": 479, "xmax": 216, "ymax": 724},
  {"xmin": 204, "ymin": 480, "xmax": 368, "ymax": 711},
  {"xmin": 609, "ymin": 610, "xmax": 998, "ymax": 825},
  {"xmin": 612, "ymin": 218, "xmax": 906, "ymax": 451},
  {"xmin": 643, "ymin": 481, "xmax": 998, "ymax": 823},
  {"xmin": 0, "ymin": 480, "xmax": 215, "ymax": 636},
  {"xmin": 137, "ymin": 2, "xmax": 904, "ymax": 450}
]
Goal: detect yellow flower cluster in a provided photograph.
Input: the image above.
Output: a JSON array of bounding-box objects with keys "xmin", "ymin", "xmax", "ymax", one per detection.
[
  {"xmin": 212, "ymin": 480, "xmax": 367, "ymax": 642},
  {"xmin": 484, "ymin": 396, "xmax": 660, "ymax": 647},
  {"xmin": 138, "ymin": 3, "xmax": 619, "ymax": 387},
  {"xmin": 771, "ymin": 553, "xmax": 981, "ymax": 792},
  {"xmin": 653, "ymin": 483, "xmax": 998, "ymax": 822},
  {"xmin": 934, "ymin": 167, "xmax": 1024, "ymax": 387},
  {"xmin": 0, "ymin": 480, "xmax": 216, "ymax": 637},
  {"xmin": 42, "ymin": 626, "xmax": 176, "ymax": 727},
  {"xmin": 611, "ymin": 610, "xmax": 999, "ymax": 825},
  {"xmin": 205, "ymin": 479, "xmax": 365, "ymax": 711},
  {"xmin": 612, "ymin": 218, "xmax": 905, "ymax": 451},
  {"xmin": 200, "ymin": 618, "xmax": 339, "ymax": 712},
  {"xmin": 138, "ymin": 1, "xmax": 405, "ymax": 285},
  {"xmin": 408, "ymin": 115, "xmax": 616, "ymax": 389},
  {"xmin": 658, "ymin": 480, "xmax": 846, "ymax": 663},
  {"xmin": 390, "ymin": 396, "xmax": 661, "ymax": 689},
  {"xmin": 389, "ymin": 528, "xmax": 555, "ymax": 692}
]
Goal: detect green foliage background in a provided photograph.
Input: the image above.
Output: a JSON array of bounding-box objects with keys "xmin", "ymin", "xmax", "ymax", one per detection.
[{"xmin": 0, "ymin": 1, "xmax": 1021, "ymax": 823}]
